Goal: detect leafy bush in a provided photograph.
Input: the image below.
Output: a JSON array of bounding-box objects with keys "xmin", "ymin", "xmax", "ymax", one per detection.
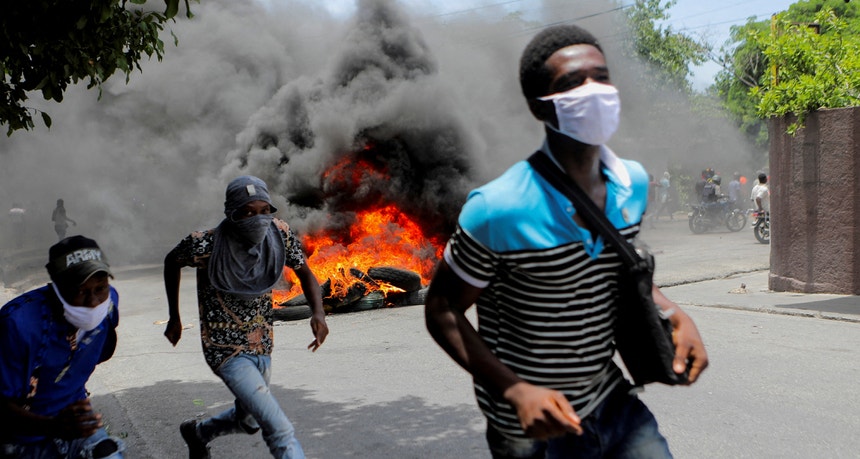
[{"xmin": 751, "ymin": 9, "xmax": 860, "ymax": 134}]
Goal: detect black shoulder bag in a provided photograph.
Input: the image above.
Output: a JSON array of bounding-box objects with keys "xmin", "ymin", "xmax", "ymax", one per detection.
[{"xmin": 528, "ymin": 152, "xmax": 688, "ymax": 386}]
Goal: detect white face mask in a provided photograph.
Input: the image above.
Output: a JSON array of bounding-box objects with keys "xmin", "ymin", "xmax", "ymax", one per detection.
[
  {"xmin": 51, "ymin": 282, "xmax": 111, "ymax": 331},
  {"xmin": 539, "ymin": 82, "xmax": 621, "ymax": 146}
]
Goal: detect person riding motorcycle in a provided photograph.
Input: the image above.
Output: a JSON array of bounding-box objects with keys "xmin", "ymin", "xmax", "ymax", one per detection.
[
  {"xmin": 750, "ymin": 173, "xmax": 770, "ymax": 243},
  {"xmin": 702, "ymin": 175, "xmax": 724, "ymax": 219},
  {"xmin": 689, "ymin": 174, "xmax": 747, "ymax": 233}
]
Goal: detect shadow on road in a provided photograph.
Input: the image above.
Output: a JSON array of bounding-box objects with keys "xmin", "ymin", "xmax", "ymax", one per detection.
[
  {"xmin": 779, "ymin": 296, "xmax": 860, "ymax": 316},
  {"xmin": 95, "ymin": 379, "xmax": 488, "ymax": 459}
]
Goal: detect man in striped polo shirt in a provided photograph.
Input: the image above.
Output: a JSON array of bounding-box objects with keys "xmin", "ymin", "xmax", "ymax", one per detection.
[{"xmin": 425, "ymin": 24, "xmax": 708, "ymax": 459}]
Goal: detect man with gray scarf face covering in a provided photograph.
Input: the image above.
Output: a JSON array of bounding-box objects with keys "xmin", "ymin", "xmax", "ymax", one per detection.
[{"xmin": 163, "ymin": 175, "xmax": 328, "ymax": 459}]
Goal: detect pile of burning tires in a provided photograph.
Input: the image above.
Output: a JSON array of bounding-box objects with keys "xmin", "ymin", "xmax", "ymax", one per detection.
[{"xmin": 272, "ymin": 266, "xmax": 428, "ymax": 321}]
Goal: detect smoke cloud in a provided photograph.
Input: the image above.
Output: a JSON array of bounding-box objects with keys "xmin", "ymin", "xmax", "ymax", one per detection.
[{"xmin": 0, "ymin": 0, "xmax": 755, "ymax": 265}]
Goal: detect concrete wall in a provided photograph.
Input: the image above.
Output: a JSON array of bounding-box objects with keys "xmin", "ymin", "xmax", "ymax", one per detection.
[{"xmin": 768, "ymin": 107, "xmax": 860, "ymax": 294}]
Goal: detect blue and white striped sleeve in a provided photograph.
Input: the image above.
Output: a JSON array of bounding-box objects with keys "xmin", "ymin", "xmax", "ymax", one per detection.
[{"xmin": 443, "ymin": 193, "xmax": 499, "ymax": 288}]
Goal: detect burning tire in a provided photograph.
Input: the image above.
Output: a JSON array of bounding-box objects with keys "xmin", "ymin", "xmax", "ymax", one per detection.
[
  {"xmin": 402, "ymin": 287, "xmax": 428, "ymax": 306},
  {"xmin": 324, "ymin": 282, "xmax": 368, "ymax": 313},
  {"xmin": 367, "ymin": 266, "xmax": 422, "ymax": 292},
  {"xmin": 281, "ymin": 293, "xmax": 309, "ymax": 307},
  {"xmin": 273, "ymin": 304, "xmax": 312, "ymax": 322},
  {"xmin": 387, "ymin": 287, "xmax": 428, "ymax": 307},
  {"xmin": 345, "ymin": 291, "xmax": 385, "ymax": 312}
]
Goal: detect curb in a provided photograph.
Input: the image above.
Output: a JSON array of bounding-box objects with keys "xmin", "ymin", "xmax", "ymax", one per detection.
[{"xmin": 675, "ymin": 301, "xmax": 860, "ymax": 324}]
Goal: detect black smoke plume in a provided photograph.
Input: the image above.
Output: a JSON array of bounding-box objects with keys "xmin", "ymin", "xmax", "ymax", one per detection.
[
  {"xmin": 0, "ymin": 0, "xmax": 755, "ymax": 265},
  {"xmin": 223, "ymin": 0, "xmax": 478, "ymax": 242}
]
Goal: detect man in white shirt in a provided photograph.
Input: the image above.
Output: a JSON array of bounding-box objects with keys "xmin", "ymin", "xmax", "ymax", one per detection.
[{"xmin": 751, "ymin": 173, "xmax": 770, "ymax": 212}]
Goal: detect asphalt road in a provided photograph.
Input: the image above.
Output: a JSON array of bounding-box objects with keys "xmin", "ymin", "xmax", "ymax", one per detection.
[
  {"xmin": 4, "ymin": 215, "xmax": 859, "ymax": 458},
  {"xmin": 641, "ymin": 213, "xmax": 771, "ymax": 287}
]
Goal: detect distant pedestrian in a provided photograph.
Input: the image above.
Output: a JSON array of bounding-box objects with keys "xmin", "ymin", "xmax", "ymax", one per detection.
[
  {"xmin": 648, "ymin": 174, "xmax": 657, "ymax": 206},
  {"xmin": 164, "ymin": 175, "xmax": 328, "ymax": 459},
  {"xmin": 52, "ymin": 199, "xmax": 77, "ymax": 240},
  {"xmin": 655, "ymin": 171, "xmax": 674, "ymax": 220},
  {"xmin": 727, "ymin": 173, "xmax": 741, "ymax": 208},
  {"xmin": 8, "ymin": 203, "xmax": 26, "ymax": 248}
]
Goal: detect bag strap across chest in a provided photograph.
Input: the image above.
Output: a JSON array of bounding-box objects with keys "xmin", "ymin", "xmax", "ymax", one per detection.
[{"xmin": 527, "ymin": 151, "xmax": 646, "ymax": 272}]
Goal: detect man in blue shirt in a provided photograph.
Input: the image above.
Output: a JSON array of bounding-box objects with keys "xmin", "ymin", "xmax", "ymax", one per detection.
[
  {"xmin": 425, "ymin": 24, "xmax": 708, "ymax": 458},
  {"xmin": 0, "ymin": 236, "xmax": 124, "ymax": 458}
]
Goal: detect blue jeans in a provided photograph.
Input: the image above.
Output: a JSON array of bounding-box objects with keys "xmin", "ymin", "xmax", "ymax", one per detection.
[
  {"xmin": 3, "ymin": 428, "xmax": 125, "ymax": 459},
  {"xmin": 198, "ymin": 354, "xmax": 304, "ymax": 459},
  {"xmin": 486, "ymin": 387, "xmax": 672, "ymax": 459}
]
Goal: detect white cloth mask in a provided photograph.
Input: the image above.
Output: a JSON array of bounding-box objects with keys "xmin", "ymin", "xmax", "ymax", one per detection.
[
  {"xmin": 540, "ymin": 82, "xmax": 620, "ymax": 146},
  {"xmin": 52, "ymin": 282, "xmax": 111, "ymax": 332}
]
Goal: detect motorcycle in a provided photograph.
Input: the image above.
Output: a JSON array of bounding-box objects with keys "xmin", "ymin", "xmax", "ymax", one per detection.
[
  {"xmin": 688, "ymin": 197, "xmax": 747, "ymax": 234},
  {"xmin": 751, "ymin": 210, "xmax": 770, "ymax": 244}
]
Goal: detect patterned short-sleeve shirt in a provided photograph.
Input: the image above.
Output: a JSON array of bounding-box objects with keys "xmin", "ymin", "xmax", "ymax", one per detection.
[{"xmin": 169, "ymin": 218, "xmax": 305, "ymax": 371}]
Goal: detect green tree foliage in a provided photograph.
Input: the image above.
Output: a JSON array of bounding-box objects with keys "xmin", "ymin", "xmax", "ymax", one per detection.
[
  {"xmin": 712, "ymin": 19, "xmax": 771, "ymax": 150},
  {"xmin": 623, "ymin": 0, "xmax": 707, "ymax": 95},
  {"xmin": 714, "ymin": 0, "xmax": 860, "ymax": 138},
  {"xmin": 785, "ymin": 0, "xmax": 860, "ymax": 32},
  {"xmin": 752, "ymin": 6, "xmax": 860, "ymax": 134},
  {"xmin": 0, "ymin": 0, "xmax": 192, "ymax": 135},
  {"xmin": 619, "ymin": 0, "xmax": 736, "ymax": 180}
]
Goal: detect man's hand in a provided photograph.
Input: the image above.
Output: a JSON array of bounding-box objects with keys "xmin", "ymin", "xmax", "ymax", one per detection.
[
  {"xmin": 669, "ymin": 309, "xmax": 709, "ymax": 383},
  {"xmin": 503, "ymin": 382, "xmax": 583, "ymax": 440},
  {"xmin": 307, "ymin": 313, "xmax": 329, "ymax": 352},
  {"xmin": 164, "ymin": 318, "xmax": 183, "ymax": 346},
  {"xmin": 54, "ymin": 399, "xmax": 102, "ymax": 439}
]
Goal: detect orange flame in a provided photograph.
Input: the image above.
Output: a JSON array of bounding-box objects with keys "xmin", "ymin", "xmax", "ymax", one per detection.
[{"xmin": 273, "ymin": 204, "xmax": 444, "ymax": 304}]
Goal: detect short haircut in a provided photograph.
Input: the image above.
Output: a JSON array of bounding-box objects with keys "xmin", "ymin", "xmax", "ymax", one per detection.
[
  {"xmin": 519, "ymin": 24, "xmax": 603, "ymax": 99},
  {"xmin": 758, "ymin": 173, "xmax": 768, "ymax": 184}
]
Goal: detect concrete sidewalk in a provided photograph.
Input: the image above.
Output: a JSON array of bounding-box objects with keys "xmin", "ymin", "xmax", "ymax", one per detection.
[{"xmin": 661, "ymin": 270, "xmax": 860, "ymax": 323}]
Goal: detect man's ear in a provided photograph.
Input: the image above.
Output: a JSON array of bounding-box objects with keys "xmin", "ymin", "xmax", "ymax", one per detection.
[{"xmin": 527, "ymin": 98, "xmax": 557, "ymax": 126}]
